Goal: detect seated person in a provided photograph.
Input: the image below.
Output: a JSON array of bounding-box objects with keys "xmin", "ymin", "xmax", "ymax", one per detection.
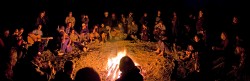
[
  {"xmin": 154, "ymin": 21, "xmax": 168, "ymax": 56},
  {"xmin": 89, "ymin": 25, "xmax": 100, "ymax": 43},
  {"xmin": 179, "ymin": 44, "xmax": 199, "ymax": 72},
  {"xmin": 69, "ymin": 29, "xmax": 80, "ymax": 44},
  {"xmin": 65, "ymin": 22, "xmax": 74, "ymax": 35},
  {"xmin": 80, "ymin": 23, "xmax": 89, "ymax": 43},
  {"xmin": 12, "ymin": 29, "xmax": 19, "ymax": 36},
  {"xmin": 127, "ymin": 21, "xmax": 139, "ymax": 41},
  {"xmin": 60, "ymin": 31, "xmax": 72, "ymax": 54},
  {"xmin": 98, "ymin": 23, "xmax": 109, "ymax": 43},
  {"xmin": 140, "ymin": 24, "xmax": 150, "ymax": 41},
  {"xmin": 69, "ymin": 29, "xmax": 88, "ymax": 52},
  {"xmin": 110, "ymin": 23, "xmax": 127, "ymax": 40},
  {"xmin": 54, "ymin": 60, "xmax": 75, "ymax": 81},
  {"xmin": 27, "ymin": 24, "xmax": 50, "ymax": 52}
]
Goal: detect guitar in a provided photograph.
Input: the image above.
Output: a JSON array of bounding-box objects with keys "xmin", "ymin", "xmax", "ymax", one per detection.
[{"xmin": 27, "ymin": 33, "xmax": 53, "ymax": 46}]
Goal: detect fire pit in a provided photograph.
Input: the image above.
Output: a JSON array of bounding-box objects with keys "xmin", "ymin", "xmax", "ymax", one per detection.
[{"xmin": 41, "ymin": 41, "xmax": 174, "ymax": 81}]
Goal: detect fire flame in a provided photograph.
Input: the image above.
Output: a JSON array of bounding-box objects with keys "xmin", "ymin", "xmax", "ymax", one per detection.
[{"xmin": 106, "ymin": 50, "xmax": 139, "ymax": 81}]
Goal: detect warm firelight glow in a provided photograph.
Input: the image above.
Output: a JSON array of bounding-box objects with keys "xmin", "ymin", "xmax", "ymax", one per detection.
[{"xmin": 106, "ymin": 50, "xmax": 139, "ymax": 81}]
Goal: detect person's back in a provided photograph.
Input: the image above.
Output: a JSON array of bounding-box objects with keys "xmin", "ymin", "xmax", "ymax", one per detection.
[
  {"xmin": 54, "ymin": 60, "xmax": 74, "ymax": 81},
  {"xmin": 74, "ymin": 67, "xmax": 101, "ymax": 81},
  {"xmin": 116, "ymin": 67, "xmax": 143, "ymax": 81},
  {"xmin": 116, "ymin": 56, "xmax": 143, "ymax": 81},
  {"xmin": 54, "ymin": 70, "xmax": 72, "ymax": 81}
]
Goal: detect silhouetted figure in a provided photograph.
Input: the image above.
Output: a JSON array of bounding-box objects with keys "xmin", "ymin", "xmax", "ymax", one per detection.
[
  {"xmin": 0, "ymin": 47, "xmax": 18, "ymax": 81},
  {"xmin": 36, "ymin": 11, "xmax": 49, "ymax": 36},
  {"xmin": 140, "ymin": 13, "xmax": 149, "ymax": 26},
  {"xmin": 115, "ymin": 56, "xmax": 143, "ymax": 81},
  {"xmin": 54, "ymin": 60, "xmax": 74, "ymax": 81},
  {"xmin": 74, "ymin": 67, "xmax": 101, "ymax": 81},
  {"xmin": 103, "ymin": 11, "xmax": 112, "ymax": 27},
  {"xmin": 0, "ymin": 29, "xmax": 12, "ymax": 49},
  {"xmin": 13, "ymin": 42, "xmax": 54, "ymax": 81}
]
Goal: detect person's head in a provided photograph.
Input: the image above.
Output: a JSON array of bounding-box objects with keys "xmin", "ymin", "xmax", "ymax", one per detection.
[
  {"xmin": 144, "ymin": 13, "xmax": 147, "ymax": 17},
  {"xmin": 94, "ymin": 25, "xmax": 99, "ymax": 29},
  {"xmin": 112, "ymin": 13, "xmax": 116, "ymax": 18},
  {"xmin": 157, "ymin": 10, "xmax": 161, "ymax": 16},
  {"xmin": 220, "ymin": 32, "xmax": 227, "ymax": 40},
  {"xmin": 101, "ymin": 23, "xmax": 105, "ymax": 28},
  {"xmin": 184, "ymin": 25, "xmax": 190, "ymax": 31},
  {"xmin": 64, "ymin": 60, "xmax": 75, "ymax": 75},
  {"xmin": 67, "ymin": 22, "xmax": 72, "ymax": 28},
  {"xmin": 40, "ymin": 11, "xmax": 45, "ymax": 18},
  {"xmin": 173, "ymin": 12, "xmax": 177, "ymax": 17},
  {"xmin": 187, "ymin": 45, "xmax": 194, "ymax": 51},
  {"xmin": 235, "ymin": 46, "xmax": 244, "ymax": 54},
  {"xmin": 14, "ymin": 29, "xmax": 19, "ymax": 35},
  {"xmin": 70, "ymin": 29, "xmax": 75, "ymax": 34},
  {"xmin": 19, "ymin": 28, "xmax": 24, "ymax": 35},
  {"xmin": 118, "ymin": 23, "xmax": 123, "ymax": 28},
  {"xmin": 119, "ymin": 56, "xmax": 136, "ymax": 73},
  {"xmin": 129, "ymin": 12, "xmax": 133, "ymax": 17},
  {"xmin": 142, "ymin": 24, "xmax": 147, "ymax": 29},
  {"xmin": 132, "ymin": 21, "xmax": 135, "ymax": 25},
  {"xmin": 4, "ymin": 29, "xmax": 10, "ymax": 37},
  {"xmin": 75, "ymin": 67, "xmax": 101, "ymax": 81},
  {"xmin": 59, "ymin": 25, "xmax": 65, "ymax": 31},
  {"xmin": 233, "ymin": 16, "xmax": 238, "ymax": 24},
  {"xmin": 104, "ymin": 11, "xmax": 109, "ymax": 17},
  {"xmin": 189, "ymin": 14, "xmax": 193, "ymax": 18},
  {"xmin": 69, "ymin": 11, "xmax": 73, "ymax": 17},
  {"xmin": 84, "ymin": 15, "xmax": 88, "ymax": 18},
  {"xmin": 38, "ymin": 24, "xmax": 42, "ymax": 30},
  {"xmin": 193, "ymin": 35, "xmax": 200, "ymax": 42},
  {"xmin": 198, "ymin": 10, "xmax": 203, "ymax": 18},
  {"xmin": 121, "ymin": 14, "xmax": 124, "ymax": 17},
  {"xmin": 82, "ymin": 23, "xmax": 87, "ymax": 29}
]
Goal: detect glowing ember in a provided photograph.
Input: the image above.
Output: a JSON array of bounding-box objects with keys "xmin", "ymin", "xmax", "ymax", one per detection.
[{"xmin": 106, "ymin": 50, "xmax": 139, "ymax": 81}]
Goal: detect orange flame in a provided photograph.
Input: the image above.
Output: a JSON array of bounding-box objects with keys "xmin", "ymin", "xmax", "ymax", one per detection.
[
  {"xmin": 106, "ymin": 50, "xmax": 140, "ymax": 81},
  {"xmin": 106, "ymin": 50, "xmax": 126, "ymax": 81}
]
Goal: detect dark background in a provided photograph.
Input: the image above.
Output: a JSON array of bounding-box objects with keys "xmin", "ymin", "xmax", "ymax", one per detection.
[
  {"xmin": 0, "ymin": 0, "xmax": 246, "ymax": 50},
  {"xmin": 0, "ymin": 0, "xmax": 248, "ymax": 79}
]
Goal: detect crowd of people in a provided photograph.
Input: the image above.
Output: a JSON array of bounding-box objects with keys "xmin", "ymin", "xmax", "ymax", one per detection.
[{"xmin": 0, "ymin": 8, "xmax": 246, "ymax": 81}]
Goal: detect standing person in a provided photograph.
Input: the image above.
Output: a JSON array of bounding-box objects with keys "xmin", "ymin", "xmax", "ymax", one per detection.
[
  {"xmin": 171, "ymin": 12, "xmax": 180, "ymax": 42},
  {"xmin": 36, "ymin": 10, "xmax": 49, "ymax": 36},
  {"xmin": 103, "ymin": 11, "xmax": 112, "ymax": 27},
  {"xmin": 140, "ymin": 12, "xmax": 149, "ymax": 26},
  {"xmin": 196, "ymin": 10, "xmax": 205, "ymax": 34},
  {"xmin": 155, "ymin": 10, "xmax": 162, "ymax": 25},
  {"xmin": 65, "ymin": 11, "xmax": 76, "ymax": 27}
]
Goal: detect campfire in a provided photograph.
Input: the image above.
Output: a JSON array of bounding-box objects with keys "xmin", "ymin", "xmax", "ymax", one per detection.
[{"xmin": 106, "ymin": 50, "xmax": 140, "ymax": 81}]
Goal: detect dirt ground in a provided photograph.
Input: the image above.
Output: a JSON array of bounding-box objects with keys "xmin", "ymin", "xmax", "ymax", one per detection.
[{"xmin": 40, "ymin": 40, "xmax": 175, "ymax": 81}]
